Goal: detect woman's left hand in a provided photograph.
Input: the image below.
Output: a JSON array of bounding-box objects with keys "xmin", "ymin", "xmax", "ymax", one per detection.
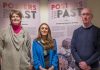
[
  {"xmin": 29, "ymin": 64, "xmax": 33, "ymax": 70},
  {"xmin": 48, "ymin": 66, "xmax": 54, "ymax": 70}
]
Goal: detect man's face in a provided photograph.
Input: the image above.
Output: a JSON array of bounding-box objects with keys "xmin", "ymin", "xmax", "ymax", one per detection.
[{"xmin": 81, "ymin": 8, "xmax": 93, "ymax": 25}]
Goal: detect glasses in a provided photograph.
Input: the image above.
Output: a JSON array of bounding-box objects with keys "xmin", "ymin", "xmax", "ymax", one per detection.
[{"xmin": 81, "ymin": 13, "xmax": 91, "ymax": 16}]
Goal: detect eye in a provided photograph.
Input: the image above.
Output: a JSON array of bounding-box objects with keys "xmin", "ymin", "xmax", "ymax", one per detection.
[
  {"xmin": 41, "ymin": 27, "xmax": 44, "ymax": 30},
  {"xmin": 12, "ymin": 16, "xmax": 15, "ymax": 18},
  {"xmin": 45, "ymin": 28, "xmax": 48, "ymax": 30}
]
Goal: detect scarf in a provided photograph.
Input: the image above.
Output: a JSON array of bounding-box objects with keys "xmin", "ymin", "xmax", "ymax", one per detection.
[{"xmin": 11, "ymin": 23, "xmax": 22, "ymax": 34}]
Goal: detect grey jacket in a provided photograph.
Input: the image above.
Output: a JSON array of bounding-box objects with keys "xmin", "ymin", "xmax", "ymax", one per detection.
[{"xmin": 0, "ymin": 25, "xmax": 31, "ymax": 70}]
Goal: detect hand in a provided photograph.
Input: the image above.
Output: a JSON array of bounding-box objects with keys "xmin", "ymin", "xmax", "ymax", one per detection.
[
  {"xmin": 79, "ymin": 61, "xmax": 88, "ymax": 70},
  {"xmin": 40, "ymin": 68, "xmax": 47, "ymax": 70},
  {"xmin": 48, "ymin": 66, "xmax": 54, "ymax": 70},
  {"xmin": 29, "ymin": 64, "xmax": 33, "ymax": 70},
  {"xmin": 39, "ymin": 66, "xmax": 47, "ymax": 70},
  {"xmin": 84, "ymin": 66, "xmax": 91, "ymax": 70}
]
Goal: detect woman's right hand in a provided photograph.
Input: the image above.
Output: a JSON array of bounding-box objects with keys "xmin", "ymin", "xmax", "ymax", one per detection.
[{"xmin": 39, "ymin": 66, "xmax": 47, "ymax": 70}]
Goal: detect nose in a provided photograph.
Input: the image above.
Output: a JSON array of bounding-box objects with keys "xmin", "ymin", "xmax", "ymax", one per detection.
[
  {"xmin": 43, "ymin": 28, "xmax": 47, "ymax": 31},
  {"xmin": 84, "ymin": 17, "xmax": 87, "ymax": 20}
]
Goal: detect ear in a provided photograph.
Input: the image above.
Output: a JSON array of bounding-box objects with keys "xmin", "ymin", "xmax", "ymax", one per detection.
[{"xmin": 91, "ymin": 14, "xmax": 93, "ymax": 18}]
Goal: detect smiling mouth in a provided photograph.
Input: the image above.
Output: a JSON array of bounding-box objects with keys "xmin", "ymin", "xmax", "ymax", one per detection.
[{"xmin": 13, "ymin": 19, "xmax": 19, "ymax": 21}]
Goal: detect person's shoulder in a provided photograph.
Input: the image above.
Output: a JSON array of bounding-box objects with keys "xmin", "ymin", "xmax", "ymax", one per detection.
[
  {"xmin": 91, "ymin": 25, "xmax": 100, "ymax": 33},
  {"xmin": 74, "ymin": 26, "xmax": 82, "ymax": 33},
  {"xmin": 53, "ymin": 39, "xmax": 57, "ymax": 43},
  {"xmin": 0, "ymin": 26, "xmax": 10, "ymax": 39},
  {"xmin": 22, "ymin": 27, "xmax": 31, "ymax": 37},
  {"xmin": 22, "ymin": 27, "xmax": 29, "ymax": 34},
  {"xmin": 53, "ymin": 39, "xmax": 56, "ymax": 41},
  {"xmin": 76, "ymin": 26, "xmax": 82, "ymax": 30},
  {"xmin": 33, "ymin": 38, "xmax": 39, "ymax": 43},
  {"xmin": 0, "ymin": 26, "xmax": 9, "ymax": 35},
  {"xmin": 92, "ymin": 25, "xmax": 100, "ymax": 29}
]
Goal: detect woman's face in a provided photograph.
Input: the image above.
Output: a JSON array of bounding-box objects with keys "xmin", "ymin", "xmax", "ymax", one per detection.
[
  {"xmin": 11, "ymin": 13, "xmax": 21, "ymax": 25},
  {"xmin": 40, "ymin": 24, "xmax": 49, "ymax": 36}
]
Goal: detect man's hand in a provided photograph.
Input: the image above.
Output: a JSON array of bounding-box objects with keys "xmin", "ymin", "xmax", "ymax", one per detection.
[{"xmin": 79, "ymin": 61, "xmax": 88, "ymax": 70}]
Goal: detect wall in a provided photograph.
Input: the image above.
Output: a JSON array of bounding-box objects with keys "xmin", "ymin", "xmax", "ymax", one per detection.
[
  {"xmin": 87, "ymin": 0, "xmax": 100, "ymax": 27},
  {"xmin": 40, "ymin": 0, "xmax": 100, "ymax": 27},
  {"xmin": 40, "ymin": 0, "xmax": 48, "ymax": 23}
]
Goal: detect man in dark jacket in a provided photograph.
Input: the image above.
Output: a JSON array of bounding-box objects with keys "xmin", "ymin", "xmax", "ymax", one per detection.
[{"xmin": 71, "ymin": 8, "xmax": 100, "ymax": 70}]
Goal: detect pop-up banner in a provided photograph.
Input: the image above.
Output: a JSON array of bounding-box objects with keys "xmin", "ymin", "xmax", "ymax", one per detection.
[
  {"xmin": 48, "ymin": 0, "xmax": 87, "ymax": 70},
  {"xmin": 0, "ymin": 0, "xmax": 40, "ymax": 39}
]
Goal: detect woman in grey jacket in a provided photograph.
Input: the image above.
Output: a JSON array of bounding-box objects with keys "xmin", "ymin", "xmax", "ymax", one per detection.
[{"xmin": 0, "ymin": 9, "xmax": 32, "ymax": 70}]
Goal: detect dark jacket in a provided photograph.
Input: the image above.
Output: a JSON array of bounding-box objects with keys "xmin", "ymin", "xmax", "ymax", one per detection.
[{"xmin": 71, "ymin": 25, "xmax": 100, "ymax": 68}]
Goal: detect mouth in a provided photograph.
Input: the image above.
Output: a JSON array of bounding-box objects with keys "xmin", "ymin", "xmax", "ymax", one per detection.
[{"xmin": 13, "ymin": 19, "xmax": 19, "ymax": 21}]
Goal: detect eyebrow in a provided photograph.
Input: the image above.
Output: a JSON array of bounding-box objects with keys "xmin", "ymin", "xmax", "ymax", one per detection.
[{"xmin": 81, "ymin": 13, "xmax": 91, "ymax": 15}]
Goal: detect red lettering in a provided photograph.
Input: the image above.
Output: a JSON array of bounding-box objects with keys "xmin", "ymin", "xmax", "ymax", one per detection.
[
  {"xmin": 51, "ymin": 4, "xmax": 60, "ymax": 10},
  {"xmin": 3, "ymin": 2, "xmax": 14, "ymax": 8}
]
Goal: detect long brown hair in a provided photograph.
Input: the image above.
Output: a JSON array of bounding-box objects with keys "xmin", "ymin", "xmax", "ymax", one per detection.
[{"xmin": 37, "ymin": 23, "xmax": 54, "ymax": 50}]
